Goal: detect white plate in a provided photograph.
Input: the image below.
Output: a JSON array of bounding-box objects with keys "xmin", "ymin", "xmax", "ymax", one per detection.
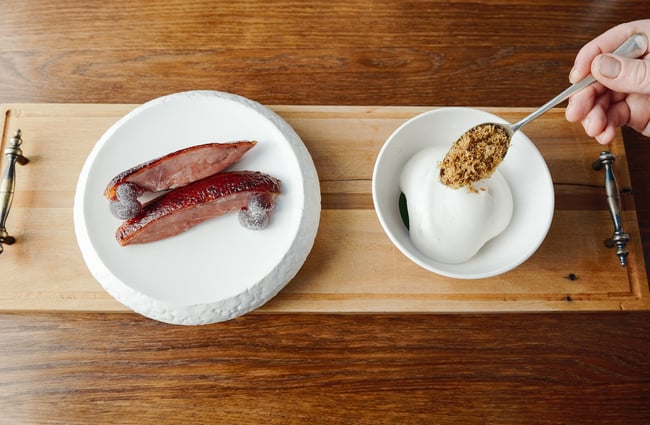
[
  {"xmin": 372, "ymin": 107, "xmax": 554, "ymax": 279},
  {"xmin": 74, "ymin": 91, "xmax": 320, "ymax": 324}
]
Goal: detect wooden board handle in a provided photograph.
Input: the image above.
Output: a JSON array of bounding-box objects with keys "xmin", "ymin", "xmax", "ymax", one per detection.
[{"xmin": 0, "ymin": 129, "xmax": 29, "ymax": 253}]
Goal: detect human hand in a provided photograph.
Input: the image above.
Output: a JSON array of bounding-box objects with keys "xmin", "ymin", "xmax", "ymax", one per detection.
[{"xmin": 565, "ymin": 20, "xmax": 650, "ymax": 144}]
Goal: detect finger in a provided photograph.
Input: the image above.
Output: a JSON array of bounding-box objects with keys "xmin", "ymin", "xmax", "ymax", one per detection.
[
  {"xmin": 590, "ymin": 89, "xmax": 625, "ymax": 128},
  {"xmin": 581, "ymin": 89, "xmax": 620, "ymax": 136},
  {"xmin": 570, "ymin": 43, "xmax": 602, "ymax": 84},
  {"xmin": 624, "ymin": 93, "xmax": 650, "ymax": 136},
  {"xmin": 566, "ymin": 84, "xmax": 602, "ymax": 122},
  {"xmin": 570, "ymin": 20, "xmax": 650, "ymax": 83},
  {"xmin": 595, "ymin": 125, "xmax": 618, "ymax": 145},
  {"xmin": 566, "ymin": 83, "xmax": 610, "ymax": 122},
  {"xmin": 595, "ymin": 101, "xmax": 631, "ymax": 144},
  {"xmin": 581, "ymin": 103, "xmax": 608, "ymax": 138},
  {"xmin": 592, "ymin": 55, "xmax": 650, "ymax": 94}
]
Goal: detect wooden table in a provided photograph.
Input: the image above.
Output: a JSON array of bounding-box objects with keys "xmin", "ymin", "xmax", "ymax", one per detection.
[{"xmin": 1, "ymin": 1, "xmax": 650, "ymax": 423}]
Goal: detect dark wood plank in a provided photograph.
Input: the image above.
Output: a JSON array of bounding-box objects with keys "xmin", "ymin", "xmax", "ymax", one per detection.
[
  {"xmin": 0, "ymin": 0, "xmax": 644, "ymax": 106},
  {"xmin": 1, "ymin": 312, "xmax": 649, "ymax": 424}
]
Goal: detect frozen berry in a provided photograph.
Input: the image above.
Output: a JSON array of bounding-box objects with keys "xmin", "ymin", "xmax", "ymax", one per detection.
[
  {"xmin": 115, "ymin": 182, "xmax": 143, "ymax": 202},
  {"xmin": 109, "ymin": 199, "xmax": 142, "ymax": 220},
  {"xmin": 238, "ymin": 208, "xmax": 270, "ymax": 230},
  {"xmin": 247, "ymin": 193, "xmax": 274, "ymax": 213}
]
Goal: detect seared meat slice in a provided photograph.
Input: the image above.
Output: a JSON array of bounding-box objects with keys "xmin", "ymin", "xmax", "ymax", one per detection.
[
  {"xmin": 105, "ymin": 141, "xmax": 256, "ymax": 219},
  {"xmin": 116, "ymin": 171, "xmax": 280, "ymax": 246}
]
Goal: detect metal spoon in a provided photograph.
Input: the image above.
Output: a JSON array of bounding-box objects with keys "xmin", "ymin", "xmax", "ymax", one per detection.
[{"xmin": 440, "ymin": 33, "xmax": 649, "ymax": 189}]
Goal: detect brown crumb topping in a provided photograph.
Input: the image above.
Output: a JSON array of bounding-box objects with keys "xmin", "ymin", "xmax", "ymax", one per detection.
[{"xmin": 439, "ymin": 123, "xmax": 510, "ymax": 189}]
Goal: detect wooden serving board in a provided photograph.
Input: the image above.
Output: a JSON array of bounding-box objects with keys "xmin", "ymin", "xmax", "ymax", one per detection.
[{"xmin": 0, "ymin": 103, "xmax": 648, "ymax": 313}]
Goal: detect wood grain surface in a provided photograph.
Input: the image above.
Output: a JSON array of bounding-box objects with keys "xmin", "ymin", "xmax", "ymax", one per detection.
[
  {"xmin": 1, "ymin": 1, "xmax": 650, "ymax": 424},
  {"xmin": 1, "ymin": 104, "xmax": 648, "ymax": 313}
]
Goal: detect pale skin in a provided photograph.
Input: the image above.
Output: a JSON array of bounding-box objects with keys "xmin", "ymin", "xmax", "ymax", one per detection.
[{"xmin": 565, "ymin": 19, "xmax": 650, "ymax": 144}]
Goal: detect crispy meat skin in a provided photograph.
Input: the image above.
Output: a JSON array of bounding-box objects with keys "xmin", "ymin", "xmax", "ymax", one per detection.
[
  {"xmin": 116, "ymin": 171, "xmax": 281, "ymax": 246},
  {"xmin": 104, "ymin": 141, "xmax": 256, "ymax": 200}
]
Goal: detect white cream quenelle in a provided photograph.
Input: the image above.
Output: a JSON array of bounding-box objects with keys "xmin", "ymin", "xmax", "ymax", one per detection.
[{"xmin": 400, "ymin": 146, "xmax": 513, "ymax": 264}]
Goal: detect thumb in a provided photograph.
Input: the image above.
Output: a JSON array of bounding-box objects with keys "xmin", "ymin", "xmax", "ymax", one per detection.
[{"xmin": 591, "ymin": 54, "xmax": 650, "ymax": 94}]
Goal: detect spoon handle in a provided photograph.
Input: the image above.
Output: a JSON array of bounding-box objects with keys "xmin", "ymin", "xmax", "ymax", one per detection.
[{"xmin": 511, "ymin": 33, "xmax": 648, "ymax": 132}]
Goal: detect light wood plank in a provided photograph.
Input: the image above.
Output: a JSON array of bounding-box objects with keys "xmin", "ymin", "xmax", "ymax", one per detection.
[{"xmin": 0, "ymin": 103, "xmax": 647, "ymax": 312}]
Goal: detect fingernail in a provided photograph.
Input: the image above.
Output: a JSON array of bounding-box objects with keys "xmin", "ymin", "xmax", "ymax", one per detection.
[
  {"xmin": 595, "ymin": 133, "xmax": 609, "ymax": 145},
  {"xmin": 598, "ymin": 55, "xmax": 621, "ymax": 78},
  {"xmin": 569, "ymin": 65, "xmax": 577, "ymax": 83}
]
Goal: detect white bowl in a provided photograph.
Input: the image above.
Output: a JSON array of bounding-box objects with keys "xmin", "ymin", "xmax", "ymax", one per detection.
[{"xmin": 372, "ymin": 107, "xmax": 554, "ymax": 279}]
